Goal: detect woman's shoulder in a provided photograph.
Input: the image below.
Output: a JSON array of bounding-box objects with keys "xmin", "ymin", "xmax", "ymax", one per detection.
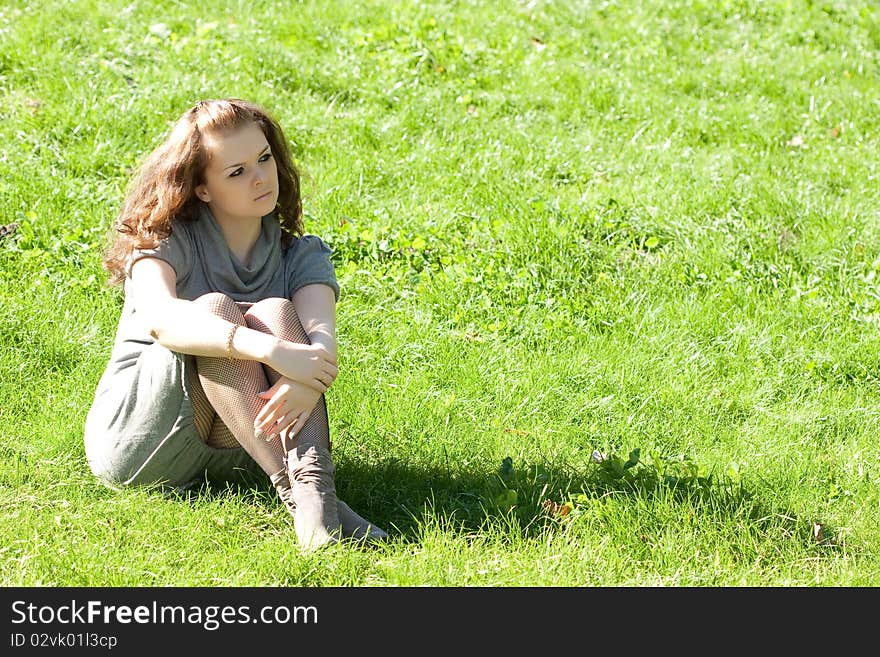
[
  {"xmin": 282, "ymin": 233, "xmax": 338, "ymax": 298},
  {"xmin": 284, "ymin": 233, "xmax": 332, "ymax": 255},
  {"xmin": 127, "ymin": 218, "xmax": 197, "ymax": 280}
]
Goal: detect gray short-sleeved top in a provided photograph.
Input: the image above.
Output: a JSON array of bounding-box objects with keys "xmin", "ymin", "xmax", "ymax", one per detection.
[{"xmin": 128, "ymin": 202, "xmax": 339, "ymax": 304}]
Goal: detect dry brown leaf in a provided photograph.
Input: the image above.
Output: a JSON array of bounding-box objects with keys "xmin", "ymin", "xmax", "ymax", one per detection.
[{"xmin": 541, "ymin": 499, "xmax": 571, "ymax": 517}]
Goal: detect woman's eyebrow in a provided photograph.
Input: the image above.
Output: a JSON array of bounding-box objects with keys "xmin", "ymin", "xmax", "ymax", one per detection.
[{"xmin": 222, "ymin": 144, "xmax": 271, "ymax": 171}]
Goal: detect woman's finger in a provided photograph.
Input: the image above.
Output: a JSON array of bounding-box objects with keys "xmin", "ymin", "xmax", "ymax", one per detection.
[
  {"xmin": 316, "ymin": 347, "xmax": 336, "ymax": 367},
  {"xmin": 289, "ymin": 416, "xmax": 306, "ymax": 438},
  {"xmin": 256, "ymin": 384, "xmax": 293, "ymax": 426},
  {"xmin": 255, "ymin": 401, "xmax": 277, "ymax": 427},
  {"xmin": 286, "ymin": 412, "xmax": 310, "ymax": 438},
  {"xmin": 268, "ymin": 409, "xmax": 296, "ymax": 436},
  {"xmin": 255, "ymin": 396, "xmax": 288, "ymax": 429},
  {"xmin": 254, "ymin": 382, "xmax": 283, "ymax": 424}
]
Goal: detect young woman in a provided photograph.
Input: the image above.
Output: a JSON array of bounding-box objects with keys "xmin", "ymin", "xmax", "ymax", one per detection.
[{"xmin": 84, "ymin": 98, "xmax": 387, "ymax": 551}]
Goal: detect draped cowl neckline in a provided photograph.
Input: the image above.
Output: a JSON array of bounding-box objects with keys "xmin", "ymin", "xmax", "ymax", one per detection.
[{"xmin": 196, "ymin": 203, "xmax": 282, "ymax": 297}]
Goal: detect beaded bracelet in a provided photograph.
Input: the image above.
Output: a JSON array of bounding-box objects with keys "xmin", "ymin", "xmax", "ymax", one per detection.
[{"xmin": 225, "ymin": 324, "xmax": 239, "ymax": 360}]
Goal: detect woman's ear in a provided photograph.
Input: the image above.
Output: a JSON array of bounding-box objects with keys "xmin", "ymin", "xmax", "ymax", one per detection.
[{"xmin": 195, "ymin": 184, "xmax": 210, "ymax": 202}]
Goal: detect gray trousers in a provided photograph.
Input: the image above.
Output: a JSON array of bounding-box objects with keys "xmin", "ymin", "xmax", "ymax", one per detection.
[{"xmin": 84, "ymin": 340, "xmax": 265, "ymax": 493}]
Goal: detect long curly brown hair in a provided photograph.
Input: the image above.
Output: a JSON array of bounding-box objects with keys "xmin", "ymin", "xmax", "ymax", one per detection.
[{"xmin": 103, "ymin": 98, "xmax": 303, "ymax": 286}]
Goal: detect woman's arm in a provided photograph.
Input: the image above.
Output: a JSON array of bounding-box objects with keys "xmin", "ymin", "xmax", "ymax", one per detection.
[
  {"xmin": 130, "ymin": 257, "xmax": 336, "ymax": 391},
  {"xmin": 129, "ymin": 257, "xmax": 278, "ymax": 359},
  {"xmin": 292, "ymin": 283, "xmax": 338, "ymax": 361}
]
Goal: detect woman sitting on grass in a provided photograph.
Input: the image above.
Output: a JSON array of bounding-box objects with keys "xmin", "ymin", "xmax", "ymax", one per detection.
[{"xmin": 84, "ymin": 98, "xmax": 387, "ymax": 551}]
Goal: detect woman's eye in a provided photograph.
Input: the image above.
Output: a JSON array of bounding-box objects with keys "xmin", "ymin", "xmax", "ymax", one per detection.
[
  {"xmin": 259, "ymin": 152, "xmax": 273, "ymax": 162},
  {"xmin": 229, "ymin": 168, "xmax": 243, "ymax": 178}
]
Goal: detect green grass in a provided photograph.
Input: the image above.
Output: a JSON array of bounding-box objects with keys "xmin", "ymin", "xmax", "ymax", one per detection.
[{"xmin": 2, "ymin": 0, "xmax": 880, "ymax": 586}]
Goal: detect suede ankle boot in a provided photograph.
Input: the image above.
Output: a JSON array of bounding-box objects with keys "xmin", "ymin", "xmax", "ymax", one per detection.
[
  {"xmin": 336, "ymin": 500, "xmax": 389, "ymax": 544},
  {"xmin": 285, "ymin": 441, "xmax": 341, "ymax": 552},
  {"xmin": 273, "ymin": 464, "xmax": 388, "ymax": 547}
]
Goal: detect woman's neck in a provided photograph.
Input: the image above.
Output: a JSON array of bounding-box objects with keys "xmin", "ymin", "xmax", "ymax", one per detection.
[{"xmin": 211, "ymin": 209, "xmax": 262, "ymax": 267}]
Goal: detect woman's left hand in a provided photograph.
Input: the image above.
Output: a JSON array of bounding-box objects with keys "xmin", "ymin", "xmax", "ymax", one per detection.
[{"xmin": 254, "ymin": 376, "xmax": 322, "ymax": 441}]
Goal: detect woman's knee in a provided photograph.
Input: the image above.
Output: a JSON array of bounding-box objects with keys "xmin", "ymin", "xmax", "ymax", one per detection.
[
  {"xmin": 193, "ymin": 292, "xmax": 242, "ymax": 321},
  {"xmin": 247, "ymin": 297, "xmax": 293, "ymax": 317},
  {"xmin": 244, "ymin": 297, "xmax": 309, "ymax": 344}
]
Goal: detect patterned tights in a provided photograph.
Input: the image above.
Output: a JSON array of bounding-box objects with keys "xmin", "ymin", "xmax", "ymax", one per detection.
[{"xmin": 186, "ymin": 293, "xmax": 331, "ymax": 484}]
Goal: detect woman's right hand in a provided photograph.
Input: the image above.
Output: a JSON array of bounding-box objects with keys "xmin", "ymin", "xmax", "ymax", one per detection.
[
  {"xmin": 268, "ymin": 341, "xmax": 338, "ymax": 392},
  {"xmin": 254, "ymin": 376, "xmax": 322, "ymax": 441}
]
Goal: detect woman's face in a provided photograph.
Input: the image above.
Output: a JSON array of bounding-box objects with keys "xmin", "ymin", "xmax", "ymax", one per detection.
[{"xmin": 195, "ymin": 121, "xmax": 279, "ymax": 224}]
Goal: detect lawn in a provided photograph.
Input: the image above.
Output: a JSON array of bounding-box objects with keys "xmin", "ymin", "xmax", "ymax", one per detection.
[{"xmin": 1, "ymin": 0, "xmax": 879, "ymax": 586}]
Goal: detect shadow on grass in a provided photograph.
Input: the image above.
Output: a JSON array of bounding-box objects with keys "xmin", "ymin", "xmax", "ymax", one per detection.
[{"xmin": 182, "ymin": 448, "xmax": 838, "ymax": 553}]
